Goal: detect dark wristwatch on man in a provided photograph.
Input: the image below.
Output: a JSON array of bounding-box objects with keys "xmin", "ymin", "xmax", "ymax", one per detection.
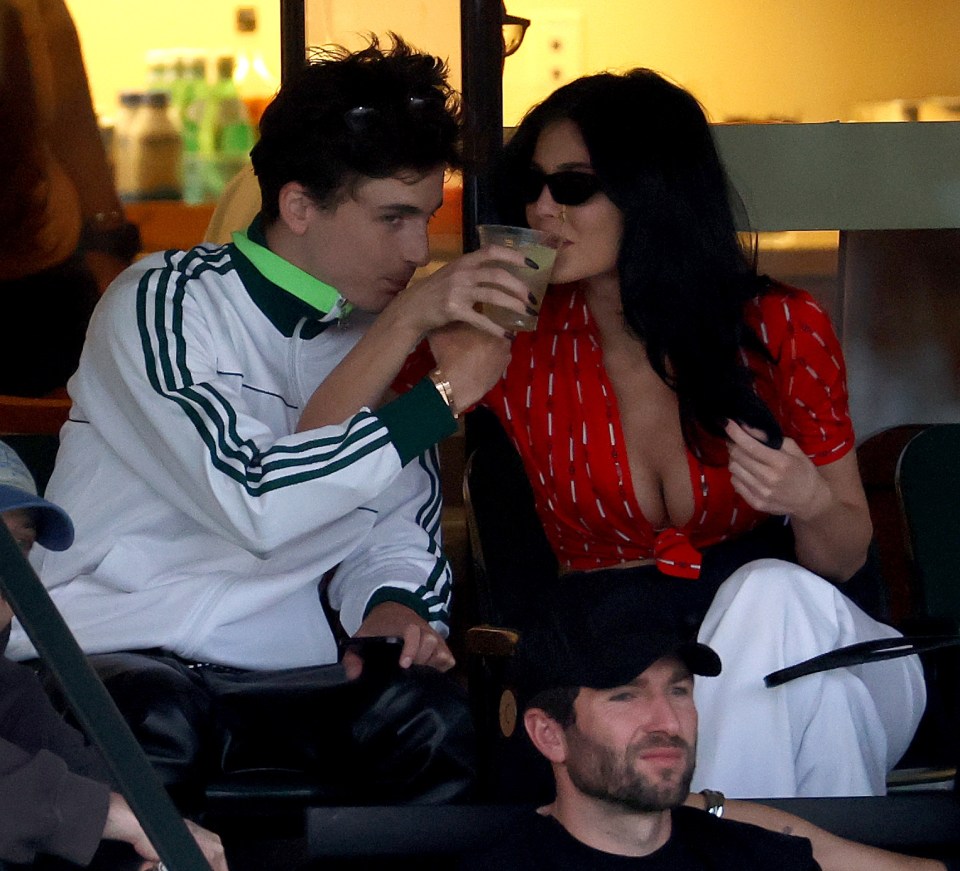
[{"xmin": 79, "ymin": 209, "xmax": 142, "ymax": 262}]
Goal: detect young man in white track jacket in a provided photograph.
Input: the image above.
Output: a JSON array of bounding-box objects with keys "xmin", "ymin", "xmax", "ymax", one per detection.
[{"xmin": 7, "ymin": 36, "xmax": 534, "ymax": 807}]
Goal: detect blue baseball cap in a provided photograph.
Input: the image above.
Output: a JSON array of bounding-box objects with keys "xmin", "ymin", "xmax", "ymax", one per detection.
[{"xmin": 0, "ymin": 441, "xmax": 73, "ymax": 551}]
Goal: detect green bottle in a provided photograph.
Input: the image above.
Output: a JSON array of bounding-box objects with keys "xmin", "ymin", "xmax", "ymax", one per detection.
[
  {"xmin": 198, "ymin": 55, "xmax": 255, "ymax": 200},
  {"xmin": 180, "ymin": 55, "xmax": 209, "ymax": 203}
]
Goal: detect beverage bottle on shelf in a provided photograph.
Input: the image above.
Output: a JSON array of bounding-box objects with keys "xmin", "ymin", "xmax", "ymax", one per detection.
[
  {"xmin": 168, "ymin": 52, "xmax": 191, "ymax": 125},
  {"xmin": 144, "ymin": 48, "xmax": 173, "ymax": 96},
  {"xmin": 233, "ymin": 6, "xmax": 277, "ymax": 128},
  {"xmin": 114, "ymin": 91, "xmax": 145, "ymax": 201},
  {"xmin": 198, "ymin": 55, "xmax": 256, "ymax": 200},
  {"xmin": 180, "ymin": 55, "xmax": 210, "ymax": 203},
  {"xmin": 130, "ymin": 91, "xmax": 183, "ymax": 200}
]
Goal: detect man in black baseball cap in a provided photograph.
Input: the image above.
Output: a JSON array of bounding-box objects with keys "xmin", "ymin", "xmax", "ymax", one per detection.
[{"xmin": 460, "ymin": 587, "xmax": 820, "ymax": 870}]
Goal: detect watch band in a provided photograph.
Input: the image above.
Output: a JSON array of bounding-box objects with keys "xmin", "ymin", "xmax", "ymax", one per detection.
[
  {"xmin": 428, "ymin": 369, "xmax": 458, "ymax": 419},
  {"xmin": 701, "ymin": 788, "xmax": 725, "ymax": 818},
  {"xmin": 79, "ymin": 212, "xmax": 142, "ymax": 261}
]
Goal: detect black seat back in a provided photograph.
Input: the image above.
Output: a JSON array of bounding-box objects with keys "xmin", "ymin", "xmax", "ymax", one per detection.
[
  {"xmin": 463, "ymin": 408, "xmax": 558, "ymax": 630},
  {"xmin": 897, "ymin": 423, "xmax": 960, "ymax": 627},
  {"xmin": 894, "ymin": 424, "xmax": 960, "ymax": 777}
]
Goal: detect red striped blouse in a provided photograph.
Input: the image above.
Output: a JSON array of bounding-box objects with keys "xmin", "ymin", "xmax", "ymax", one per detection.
[{"xmin": 481, "ymin": 282, "xmax": 854, "ymax": 578}]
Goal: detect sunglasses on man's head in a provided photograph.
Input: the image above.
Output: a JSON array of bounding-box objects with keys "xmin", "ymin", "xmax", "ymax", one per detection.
[{"xmin": 521, "ymin": 169, "xmax": 603, "ymax": 206}]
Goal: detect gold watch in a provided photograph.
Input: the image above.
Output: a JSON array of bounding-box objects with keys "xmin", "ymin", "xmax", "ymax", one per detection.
[{"xmin": 428, "ymin": 369, "xmax": 458, "ymax": 419}]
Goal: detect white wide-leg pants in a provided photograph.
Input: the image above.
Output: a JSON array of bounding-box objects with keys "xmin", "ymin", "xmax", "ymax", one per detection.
[{"xmin": 689, "ymin": 558, "xmax": 927, "ymax": 798}]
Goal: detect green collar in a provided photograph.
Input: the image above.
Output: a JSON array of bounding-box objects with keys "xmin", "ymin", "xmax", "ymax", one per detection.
[{"xmin": 231, "ymin": 218, "xmax": 354, "ymax": 330}]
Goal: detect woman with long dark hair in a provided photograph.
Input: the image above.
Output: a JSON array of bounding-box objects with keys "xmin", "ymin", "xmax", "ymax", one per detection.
[
  {"xmin": 479, "ymin": 69, "xmax": 924, "ymax": 798},
  {"xmin": 302, "ymin": 68, "xmax": 925, "ymax": 798}
]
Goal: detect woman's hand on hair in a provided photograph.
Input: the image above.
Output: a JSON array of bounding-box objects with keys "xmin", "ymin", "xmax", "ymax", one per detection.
[
  {"xmin": 395, "ymin": 245, "xmax": 533, "ymax": 338},
  {"xmin": 725, "ymin": 421, "xmax": 830, "ymax": 521}
]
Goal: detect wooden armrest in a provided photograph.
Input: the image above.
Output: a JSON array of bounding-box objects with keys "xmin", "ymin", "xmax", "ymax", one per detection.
[
  {"xmin": 465, "ymin": 625, "xmax": 519, "ymax": 657},
  {"xmin": 0, "ymin": 391, "xmax": 71, "ymax": 435}
]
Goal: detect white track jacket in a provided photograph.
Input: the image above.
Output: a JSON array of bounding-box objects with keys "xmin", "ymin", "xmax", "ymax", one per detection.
[{"xmin": 8, "ymin": 232, "xmax": 458, "ymax": 669}]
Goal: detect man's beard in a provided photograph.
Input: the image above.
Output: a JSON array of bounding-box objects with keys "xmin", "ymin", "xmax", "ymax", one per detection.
[{"xmin": 565, "ymin": 729, "xmax": 696, "ymax": 812}]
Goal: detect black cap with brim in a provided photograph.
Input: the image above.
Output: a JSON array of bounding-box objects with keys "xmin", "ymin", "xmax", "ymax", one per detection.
[
  {"xmin": 0, "ymin": 485, "xmax": 75, "ymax": 551},
  {"xmin": 511, "ymin": 583, "xmax": 721, "ymax": 704}
]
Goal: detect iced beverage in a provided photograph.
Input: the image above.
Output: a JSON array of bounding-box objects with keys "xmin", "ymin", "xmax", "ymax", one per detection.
[{"xmin": 477, "ymin": 224, "xmax": 560, "ymax": 331}]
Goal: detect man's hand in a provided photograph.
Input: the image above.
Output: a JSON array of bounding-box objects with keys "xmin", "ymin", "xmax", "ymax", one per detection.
[
  {"xmin": 296, "ymin": 245, "xmax": 525, "ymax": 432},
  {"xmin": 394, "ymin": 244, "xmax": 533, "ymax": 339},
  {"xmin": 101, "ymin": 792, "xmax": 229, "ymax": 871},
  {"xmin": 345, "ymin": 601, "xmax": 454, "ymax": 679},
  {"xmin": 179, "ymin": 820, "xmax": 229, "ymax": 871}
]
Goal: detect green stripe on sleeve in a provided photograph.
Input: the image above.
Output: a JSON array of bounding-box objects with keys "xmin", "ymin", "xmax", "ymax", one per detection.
[
  {"xmin": 376, "ymin": 378, "xmax": 457, "ymax": 467},
  {"xmin": 363, "ymin": 587, "xmax": 433, "ymax": 622}
]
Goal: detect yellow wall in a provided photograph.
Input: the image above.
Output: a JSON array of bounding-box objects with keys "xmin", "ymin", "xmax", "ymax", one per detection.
[
  {"xmin": 66, "ymin": 0, "xmax": 282, "ymax": 119},
  {"xmin": 68, "ymin": 0, "xmax": 960, "ymax": 125},
  {"xmin": 304, "ymin": 0, "xmax": 461, "ymax": 86},
  {"xmin": 504, "ymin": 0, "xmax": 960, "ymax": 124}
]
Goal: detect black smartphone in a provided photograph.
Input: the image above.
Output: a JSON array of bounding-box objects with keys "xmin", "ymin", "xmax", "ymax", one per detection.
[{"xmin": 339, "ymin": 635, "xmax": 404, "ymax": 675}]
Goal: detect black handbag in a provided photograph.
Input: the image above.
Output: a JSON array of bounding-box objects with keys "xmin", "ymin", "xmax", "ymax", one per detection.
[{"xmin": 195, "ymin": 639, "xmax": 402, "ymax": 776}]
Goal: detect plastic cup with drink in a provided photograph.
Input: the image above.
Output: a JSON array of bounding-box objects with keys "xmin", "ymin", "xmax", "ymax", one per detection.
[{"xmin": 477, "ymin": 224, "xmax": 561, "ymax": 332}]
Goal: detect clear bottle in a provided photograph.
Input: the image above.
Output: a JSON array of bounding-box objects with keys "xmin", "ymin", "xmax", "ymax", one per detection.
[
  {"xmin": 130, "ymin": 91, "xmax": 183, "ymax": 200},
  {"xmin": 199, "ymin": 55, "xmax": 256, "ymax": 200},
  {"xmin": 114, "ymin": 91, "xmax": 145, "ymax": 201},
  {"xmin": 233, "ymin": 6, "xmax": 277, "ymax": 128}
]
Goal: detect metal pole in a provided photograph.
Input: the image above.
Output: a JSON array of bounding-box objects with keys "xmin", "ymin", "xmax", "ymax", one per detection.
[
  {"xmin": 280, "ymin": 0, "xmax": 307, "ymax": 83},
  {"xmin": 0, "ymin": 525, "xmax": 213, "ymax": 871},
  {"xmin": 460, "ymin": 0, "xmax": 503, "ymax": 253}
]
